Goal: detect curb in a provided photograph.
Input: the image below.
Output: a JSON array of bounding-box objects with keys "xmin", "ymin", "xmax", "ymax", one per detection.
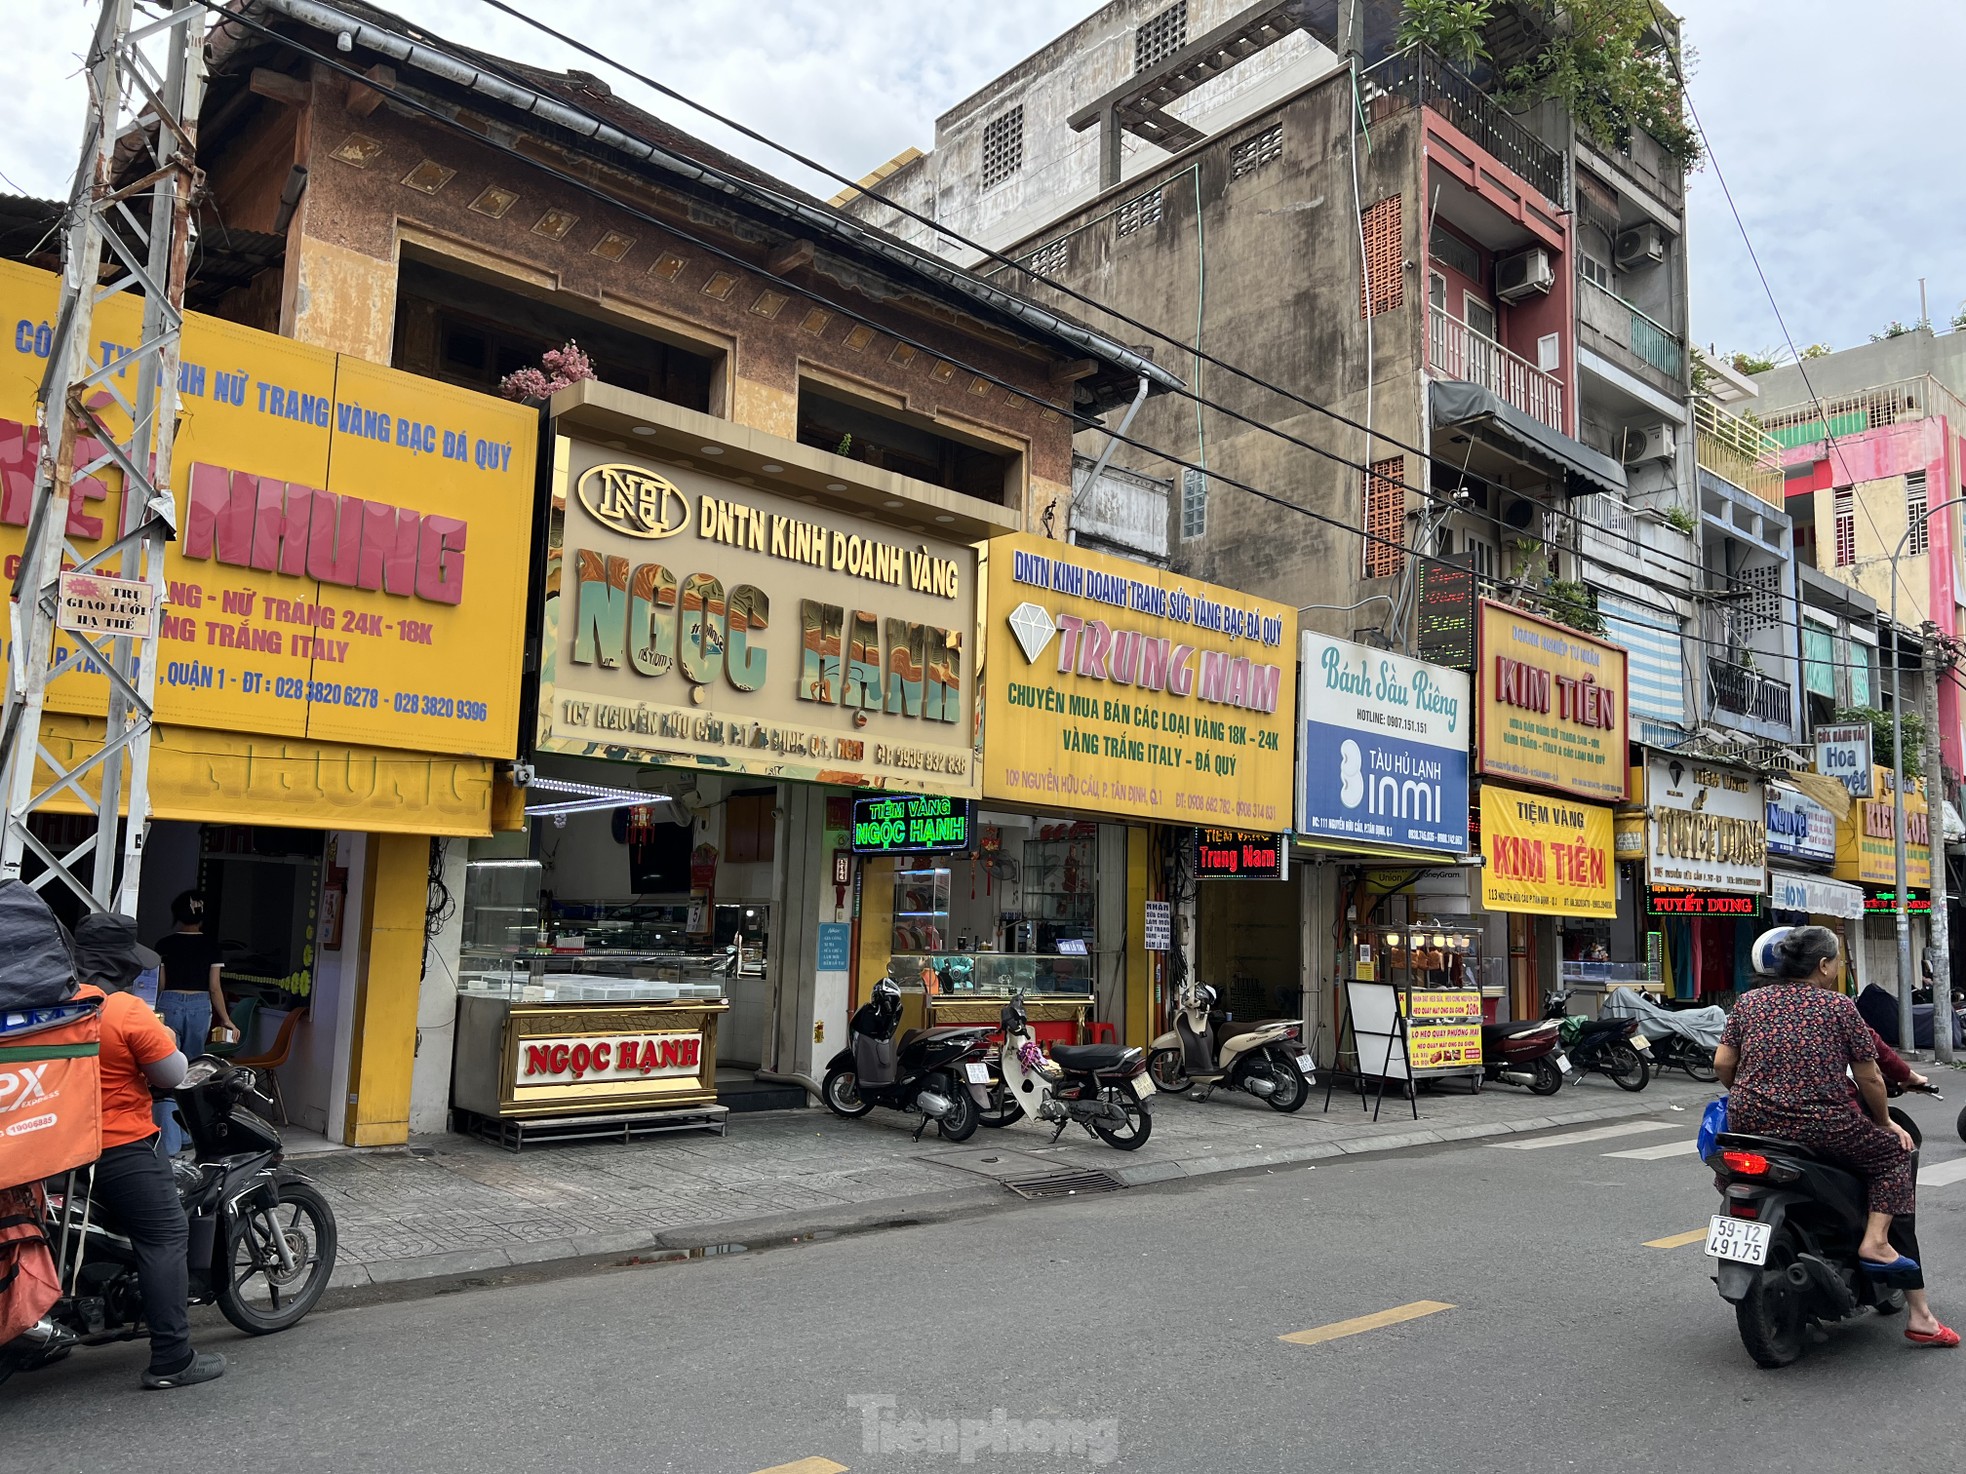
[{"xmin": 319, "ymin": 1084, "xmax": 1705, "ymax": 1296}]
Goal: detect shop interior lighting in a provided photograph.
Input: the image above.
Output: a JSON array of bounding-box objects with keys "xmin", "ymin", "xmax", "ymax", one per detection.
[{"xmin": 526, "ymin": 777, "xmax": 668, "ymax": 804}]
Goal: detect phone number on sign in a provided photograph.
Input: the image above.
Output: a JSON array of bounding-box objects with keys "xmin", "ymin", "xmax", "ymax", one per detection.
[
  {"xmin": 1172, "ymin": 790, "xmax": 1279, "ymax": 824},
  {"xmin": 391, "ymin": 692, "xmax": 489, "ymax": 722}
]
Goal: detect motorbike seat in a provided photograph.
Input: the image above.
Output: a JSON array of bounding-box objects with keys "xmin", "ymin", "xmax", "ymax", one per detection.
[
  {"xmin": 897, "ymin": 1029, "xmax": 924, "ymax": 1051},
  {"xmin": 1485, "ymin": 1020, "xmax": 1551, "ymax": 1040},
  {"xmin": 1049, "ymin": 1043, "xmax": 1130, "ymax": 1072}
]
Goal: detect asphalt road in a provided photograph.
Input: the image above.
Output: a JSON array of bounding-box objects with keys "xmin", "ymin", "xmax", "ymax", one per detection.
[{"xmin": 6, "ymin": 1089, "xmax": 1964, "ymax": 1472}]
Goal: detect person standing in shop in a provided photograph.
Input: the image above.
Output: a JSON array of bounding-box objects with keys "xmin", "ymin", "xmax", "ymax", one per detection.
[{"xmin": 152, "ymin": 891, "xmax": 234, "ymax": 1154}]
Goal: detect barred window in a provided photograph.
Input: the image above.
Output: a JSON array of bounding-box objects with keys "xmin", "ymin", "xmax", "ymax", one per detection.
[
  {"xmin": 1117, "ymin": 188, "xmax": 1163, "ymax": 238},
  {"xmin": 1136, "ymin": 2, "xmax": 1187, "ymax": 73},
  {"xmin": 1231, "ymin": 125, "xmax": 1283, "ymax": 179},
  {"xmin": 1028, "ymin": 238, "xmax": 1069, "ymax": 277},
  {"xmin": 1907, "ymin": 469, "xmax": 1929, "ymax": 557},
  {"xmin": 1363, "ymin": 456, "xmax": 1406, "ymax": 578},
  {"xmin": 1181, "ymin": 467, "xmax": 1207, "ymax": 540},
  {"xmin": 982, "ymin": 106, "xmax": 1024, "ymax": 190},
  {"xmin": 1360, "ymin": 196, "xmax": 1404, "ymax": 318},
  {"xmin": 1833, "ymin": 487, "xmax": 1855, "ymax": 567}
]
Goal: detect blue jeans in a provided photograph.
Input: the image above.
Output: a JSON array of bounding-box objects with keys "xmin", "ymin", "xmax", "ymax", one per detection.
[{"xmin": 156, "ymin": 991, "xmax": 211, "ymax": 1155}]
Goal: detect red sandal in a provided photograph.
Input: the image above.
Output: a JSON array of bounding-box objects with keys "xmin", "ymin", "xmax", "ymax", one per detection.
[{"xmin": 1905, "ymin": 1324, "xmax": 1960, "ymax": 1348}]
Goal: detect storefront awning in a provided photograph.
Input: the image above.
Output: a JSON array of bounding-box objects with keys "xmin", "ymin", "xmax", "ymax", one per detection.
[
  {"xmin": 1770, "ymin": 868, "xmax": 1865, "ymax": 920},
  {"xmin": 1430, "ymin": 380, "xmax": 1628, "ymax": 498}
]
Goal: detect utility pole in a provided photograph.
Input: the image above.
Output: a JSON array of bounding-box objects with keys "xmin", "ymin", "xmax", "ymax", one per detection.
[
  {"xmin": 0, "ymin": 0, "xmax": 203, "ymax": 914},
  {"xmin": 1922, "ymin": 623, "xmax": 1957, "ymax": 1062}
]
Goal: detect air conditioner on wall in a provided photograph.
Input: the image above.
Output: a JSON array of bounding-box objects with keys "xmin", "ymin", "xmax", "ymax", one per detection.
[
  {"xmin": 1495, "ymin": 248, "xmax": 1554, "ymax": 303},
  {"xmin": 1614, "ymin": 222, "xmax": 1667, "ymax": 270},
  {"xmin": 1620, "ymin": 423, "xmax": 1676, "ymax": 466}
]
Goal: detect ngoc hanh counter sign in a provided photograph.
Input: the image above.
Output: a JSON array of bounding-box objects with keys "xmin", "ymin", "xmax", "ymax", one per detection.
[{"xmin": 982, "ymin": 534, "xmax": 1296, "ymax": 827}]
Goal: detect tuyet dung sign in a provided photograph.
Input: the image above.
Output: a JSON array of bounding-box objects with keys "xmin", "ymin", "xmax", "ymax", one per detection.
[
  {"xmin": 1643, "ymin": 753, "xmax": 1768, "ymax": 894},
  {"xmin": 982, "ymin": 533, "xmax": 1296, "ymax": 827}
]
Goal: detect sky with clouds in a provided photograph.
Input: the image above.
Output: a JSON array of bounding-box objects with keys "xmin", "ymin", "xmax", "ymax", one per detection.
[{"xmin": 3, "ymin": 1, "xmax": 1961, "ymax": 365}]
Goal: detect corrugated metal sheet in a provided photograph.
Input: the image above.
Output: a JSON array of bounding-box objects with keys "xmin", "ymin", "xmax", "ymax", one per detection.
[{"xmin": 1599, "ymin": 595, "xmax": 1685, "ymax": 727}]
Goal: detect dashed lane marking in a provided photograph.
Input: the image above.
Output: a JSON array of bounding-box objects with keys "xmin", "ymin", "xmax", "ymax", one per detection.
[
  {"xmin": 749, "ymin": 1461, "xmax": 848, "ymax": 1474},
  {"xmin": 1645, "ymin": 1228, "xmax": 1709, "ymax": 1249},
  {"xmin": 1489, "ymin": 1120, "xmax": 1680, "ymax": 1151},
  {"xmin": 1918, "ymin": 1156, "xmax": 1966, "ymax": 1188},
  {"xmin": 1604, "ymin": 1139, "xmax": 1701, "ymax": 1161},
  {"xmin": 1281, "ymin": 1300, "xmax": 1455, "ymax": 1346}
]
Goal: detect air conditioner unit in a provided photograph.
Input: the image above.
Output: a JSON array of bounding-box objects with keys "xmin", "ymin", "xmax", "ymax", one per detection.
[
  {"xmin": 1495, "ymin": 248, "xmax": 1554, "ymax": 303},
  {"xmin": 1614, "ymin": 222, "xmax": 1667, "ymax": 270},
  {"xmin": 1620, "ymin": 423, "xmax": 1676, "ymax": 466}
]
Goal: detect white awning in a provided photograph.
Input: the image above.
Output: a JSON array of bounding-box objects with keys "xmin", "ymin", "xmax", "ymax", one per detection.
[{"xmin": 1770, "ymin": 868, "xmax": 1865, "ymax": 920}]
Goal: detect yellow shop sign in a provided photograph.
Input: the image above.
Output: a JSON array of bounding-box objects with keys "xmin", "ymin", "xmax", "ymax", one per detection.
[
  {"xmin": 1835, "ymin": 767, "xmax": 1930, "ymax": 889},
  {"xmin": 1477, "ymin": 601, "xmax": 1629, "ymax": 802},
  {"xmin": 0, "ymin": 260, "xmax": 536, "ymax": 759},
  {"xmin": 980, "ymin": 534, "xmax": 1296, "ymax": 827},
  {"xmin": 1480, "ymin": 783, "xmax": 1616, "ymax": 917}
]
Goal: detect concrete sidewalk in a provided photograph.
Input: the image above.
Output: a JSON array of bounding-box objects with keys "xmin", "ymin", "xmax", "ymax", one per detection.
[{"xmin": 310, "ymin": 1072, "xmax": 1717, "ymax": 1290}]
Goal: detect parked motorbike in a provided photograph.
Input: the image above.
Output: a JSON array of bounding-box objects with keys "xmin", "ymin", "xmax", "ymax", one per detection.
[
  {"xmin": 1600, "ymin": 986, "xmax": 1724, "ymax": 1082},
  {"xmin": 997, "ymin": 990, "xmax": 1154, "ymax": 1149},
  {"xmin": 2, "ymin": 1057, "xmax": 337, "ymax": 1386},
  {"xmin": 1703, "ymin": 1084, "xmax": 1938, "ymax": 1368},
  {"xmin": 1480, "ymin": 1017, "xmax": 1566, "ymax": 1095},
  {"xmin": 1146, "ymin": 983, "xmax": 1314, "ymax": 1112},
  {"xmin": 821, "ymin": 979, "xmax": 995, "ymax": 1142},
  {"xmin": 1544, "ymin": 990, "xmax": 1650, "ymax": 1091}
]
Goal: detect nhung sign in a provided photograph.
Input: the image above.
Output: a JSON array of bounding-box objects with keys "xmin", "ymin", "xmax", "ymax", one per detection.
[{"xmin": 539, "ymin": 431, "xmax": 980, "ymax": 795}]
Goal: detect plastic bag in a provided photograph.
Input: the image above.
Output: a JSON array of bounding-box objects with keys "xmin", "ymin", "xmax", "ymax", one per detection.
[{"xmin": 1696, "ymin": 1094, "xmax": 1729, "ymax": 1161}]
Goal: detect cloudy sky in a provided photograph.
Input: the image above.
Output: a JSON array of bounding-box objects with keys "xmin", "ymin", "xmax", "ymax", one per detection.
[{"xmin": 3, "ymin": 1, "xmax": 1961, "ymax": 364}]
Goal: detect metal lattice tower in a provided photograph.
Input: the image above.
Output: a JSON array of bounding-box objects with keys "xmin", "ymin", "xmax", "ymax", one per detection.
[{"xmin": 0, "ymin": 0, "xmax": 205, "ymax": 914}]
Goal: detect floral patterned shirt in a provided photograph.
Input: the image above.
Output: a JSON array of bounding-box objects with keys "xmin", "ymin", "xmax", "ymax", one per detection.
[{"xmin": 1720, "ymin": 982, "xmax": 1879, "ymax": 1121}]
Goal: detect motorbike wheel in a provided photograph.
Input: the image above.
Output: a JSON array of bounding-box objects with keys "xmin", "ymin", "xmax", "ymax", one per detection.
[
  {"xmin": 1888, "ymin": 1105, "xmax": 1922, "ymax": 1150},
  {"xmin": 976, "ymin": 1081, "xmax": 1024, "ymax": 1128},
  {"xmin": 821, "ymin": 1067, "xmax": 874, "ymax": 1119},
  {"xmin": 1735, "ymin": 1242, "xmax": 1806, "ymax": 1369},
  {"xmin": 1528, "ymin": 1056, "xmax": 1565, "ymax": 1096},
  {"xmin": 1091, "ymin": 1086, "xmax": 1153, "ymax": 1150},
  {"xmin": 1684, "ymin": 1048, "xmax": 1720, "ymax": 1084},
  {"xmin": 1147, "ymin": 1048, "xmax": 1191, "ymax": 1095},
  {"xmin": 1605, "ymin": 1042, "xmax": 1651, "ymax": 1092},
  {"xmin": 215, "ymin": 1179, "xmax": 337, "ymax": 1336},
  {"xmin": 936, "ymin": 1083, "xmax": 980, "ymax": 1142},
  {"xmin": 1958, "ymin": 1103, "xmax": 1966, "ymax": 1146},
  {"xmin": 1262, "ymin": 1049, "xmax": 1309, "ymax": 1113}
]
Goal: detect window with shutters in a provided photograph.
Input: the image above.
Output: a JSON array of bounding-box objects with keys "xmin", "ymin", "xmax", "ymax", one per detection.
[
  {"xmin": 1845, "ymin": 636, "xmax": 1873, "ymax": 707},
  {"xmin": 1833, "ymin": 487, "xmax": 1855, "ymax": 567},
  {"xmin": 1360, "ymin": 196, "xmax": 1404, "ymax": 318},
  {"xmin": 1181, "ymin": 467, "xmax": 1207, "ymax": 540},
  {"xmin": 1803, "ymin": 619, "xmax": 1836, "ymax": 698},
  {"xmin": 1136, "ymin": 2, "xmax": 1187, "ymax": 72},
  {"xmin": 1428, "ymin": 223, "xmax": 1479, "ymax": 282},
  {"xmin": 1363, "ymin": 457, "xmax": 1406, "ymax": 578},
  {"xmin": 1907, "ymin": 469, "xmax": 1928, "ymax": 557},
  {"xmin": 982, "ymin": 106, "xmax": 1024, "ymax": 190}
]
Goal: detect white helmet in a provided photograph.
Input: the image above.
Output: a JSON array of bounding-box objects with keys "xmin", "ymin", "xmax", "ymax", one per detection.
[{"xmin": 1750, "ymin": 927, "xmax": 1794, "ymax": 978}]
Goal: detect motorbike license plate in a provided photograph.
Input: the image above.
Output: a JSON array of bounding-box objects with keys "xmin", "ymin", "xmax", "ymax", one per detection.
[
  {"xmin": 1127, "ymin": 1073, "xmax": 1155, "ymax": 1098},
  {"xmin": 1295, "ymin": 1052, "xmax": 1317, "ymax": 1076},
  {"xmin": 1704, "ymin": 1215, "xmax": 1773, "ymax": 1265},
  {"xmin": 1631, "ymin": 1035, "xmax": 1652, "ymax": 1051},
  {"xmin": 1552, "ymin": 1053, "xmax": 1570, "ymax": 1073},
  {"xmin": 963, "ymin": 1063, "xmax": 992, "ymax": 1084}
]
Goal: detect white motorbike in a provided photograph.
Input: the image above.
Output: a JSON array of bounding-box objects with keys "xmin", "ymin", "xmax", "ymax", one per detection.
[
  {"xmin": 1147, "ymin": 983, "xmax": 1315, "ymax": 1112},
  {"xmin": 996, "ymin": 990, "xmax": 1155, "ymax": 1150}
]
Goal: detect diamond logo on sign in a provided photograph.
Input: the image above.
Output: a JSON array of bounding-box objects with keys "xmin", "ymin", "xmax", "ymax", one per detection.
[{"xmin": 1007, "ymin": 601, "xmax": 1056, "ymax": 664}]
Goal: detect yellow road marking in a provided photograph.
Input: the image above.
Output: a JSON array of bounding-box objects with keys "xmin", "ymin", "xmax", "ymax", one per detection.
[
  {"xmin": 1280, "ymin": 1299, "xmax": 1455, "ymax": 1346},
  {"xmin": 1645, "ymin": 1228, "xmax": 1708, "ymax": 1249},
  {"xmin": 749, "ymin": 1461, "xmax": 847, "ymax": 1474}
]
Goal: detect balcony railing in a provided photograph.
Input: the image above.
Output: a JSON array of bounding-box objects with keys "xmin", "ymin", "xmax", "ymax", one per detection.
[
  {"xmin": 1758, "ymin": 377, "xmax": 1927, "ymax": 450},
  {"xmin": 1708, "ymin": 657, "xmax": 1793, "ymax": 729},
  {"xmin": 1694, "ymin": 399, "xmax": 1784, "ymax": 507},
  {"xmin": 1364, "ymin": 45, "xmax": 1567, "ymax": 207},
  {"xmin": 1429, "ymin": 305, "xmax": 1566, "ymax": 433},
  {"xmin": 1581, "ymin": 279, "xmax": 1684, "ymax": 381}
]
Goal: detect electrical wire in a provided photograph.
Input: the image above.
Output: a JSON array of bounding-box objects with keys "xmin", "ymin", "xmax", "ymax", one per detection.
[
  {"xmin": 438, "ymin": 0, "xmax": 1782, "ymax": 605},
  {"xmin": 202, "ymin": 3, "xmax": 1852, "ymax": 656}
]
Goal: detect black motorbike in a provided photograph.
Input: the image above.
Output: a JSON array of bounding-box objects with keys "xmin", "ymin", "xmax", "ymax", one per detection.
[
  {"xmin": 1544, "ymin": 990, "xmax": 1650, "ymax": 1091},
  {"xmin": 822, "ymin": 979, "xmax": 995, "ymax": 1142},
  {"xmin": 2, "ymin": 1057, "xmax": 338, "ymax": 1385},
  {"xmin": 1704, "ymin": 1085, "xmax": 1938, "ymax": 1368}
]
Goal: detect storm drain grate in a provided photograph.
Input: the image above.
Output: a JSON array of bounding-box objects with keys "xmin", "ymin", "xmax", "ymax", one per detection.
[{"xmin": 1002, "ymin": 1169, "xmax": 1127, "ymax": 1201}]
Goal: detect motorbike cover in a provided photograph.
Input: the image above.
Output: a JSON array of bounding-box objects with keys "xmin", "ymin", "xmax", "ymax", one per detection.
[{"xmin": 1601, "ymin": 986, "xmax": 1725, "ymax": 1049}]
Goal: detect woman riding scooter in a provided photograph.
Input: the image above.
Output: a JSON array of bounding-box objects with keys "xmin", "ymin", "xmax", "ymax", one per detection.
[{"xmin": 1715, "ymin": 926, "xmax": 1956, "ymax": 1348}]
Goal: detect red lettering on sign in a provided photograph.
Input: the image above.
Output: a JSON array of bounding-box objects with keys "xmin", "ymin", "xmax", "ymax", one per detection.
[
  {"xmin": 547, "ymin": 1044, "xmax": 570, "ymax": 1074},
  {"xmin": 592, "ymin": 1041, "xmax": 611, "ymax": 1072},
  {"xmin": 524, "ymin": 1045, "xmax": 551, "ymax": 1077}
]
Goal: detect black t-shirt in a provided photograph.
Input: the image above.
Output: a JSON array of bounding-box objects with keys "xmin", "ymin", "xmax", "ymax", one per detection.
[{"xmin": 155, "ymin": 930, "xmax": 224, "ymax": 995}]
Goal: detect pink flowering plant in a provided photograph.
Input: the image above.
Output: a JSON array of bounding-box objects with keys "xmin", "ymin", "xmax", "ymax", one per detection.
[{"xmin": 499, "ymin": 341, "xmax": 596, "ymax": 402}]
